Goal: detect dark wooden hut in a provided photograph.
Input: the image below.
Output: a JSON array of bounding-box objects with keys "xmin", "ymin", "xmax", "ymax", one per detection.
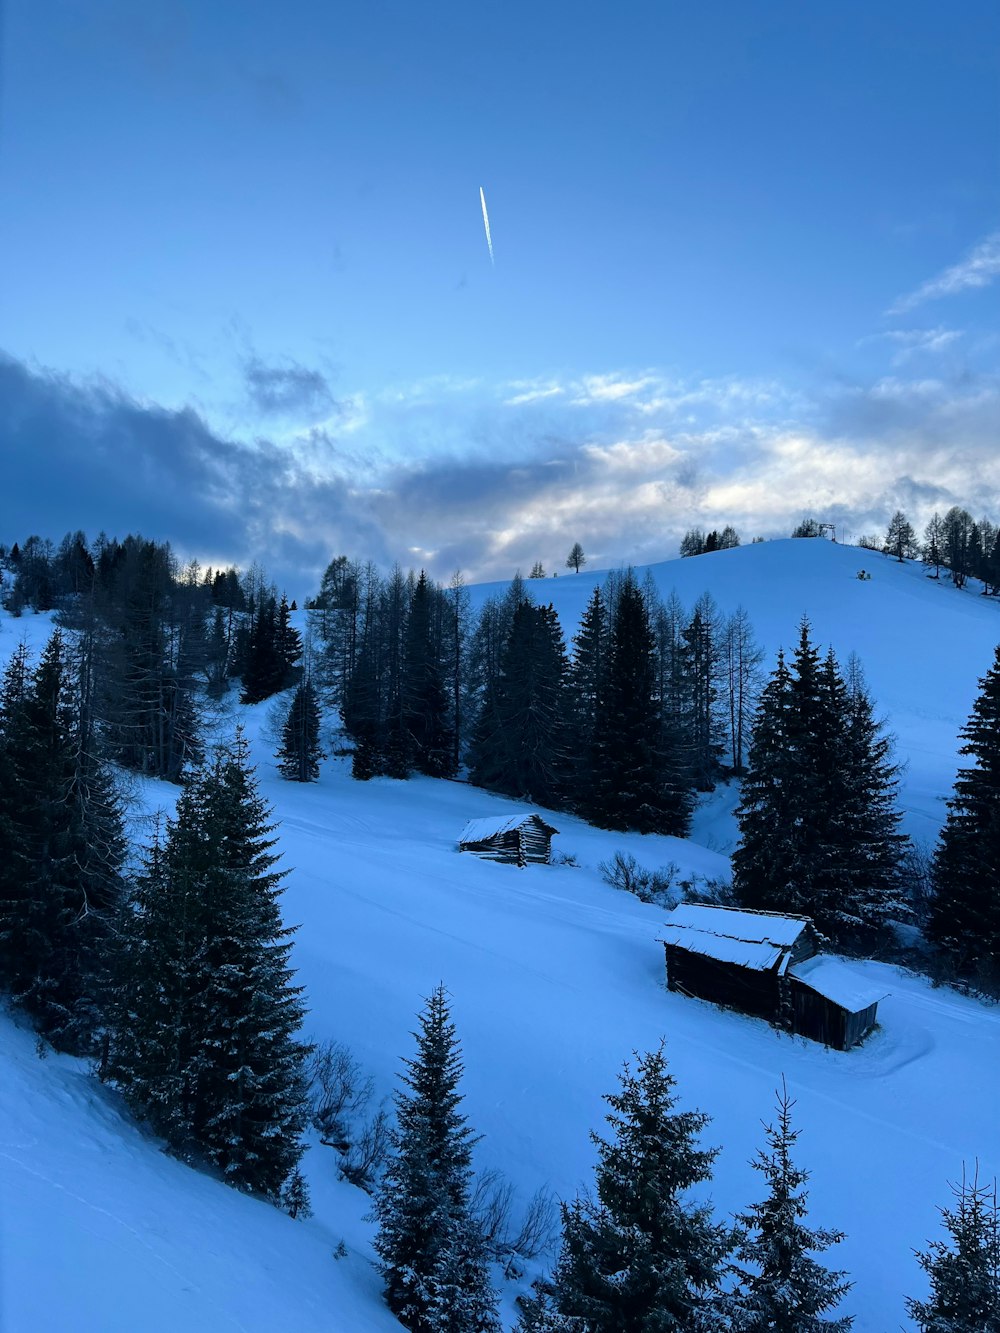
[
  {"xmin": 458, "ymin": 814, "xmax": 558, "ymax": 867},
  {"xmin": 660, "ymin": 904, "xmax": 887, "ymax": 1050}
]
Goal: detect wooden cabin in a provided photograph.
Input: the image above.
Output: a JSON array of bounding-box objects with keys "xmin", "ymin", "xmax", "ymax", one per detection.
[
  {"xmin": 458, "ymin": 814, "xmax": 558, "ymax": 867},
  {"xmin": 660, "ymin": 904, "xmax": 887, "ymax": 1050}
]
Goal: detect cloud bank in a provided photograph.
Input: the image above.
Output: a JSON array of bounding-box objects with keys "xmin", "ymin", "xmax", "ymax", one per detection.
[{"xmin": 1, "ymin": 350, "xmax": 998, "ymax": 597}]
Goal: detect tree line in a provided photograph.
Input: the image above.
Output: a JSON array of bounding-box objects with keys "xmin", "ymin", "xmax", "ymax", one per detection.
[
  {"xmin": 308, "ymin": 557, "xmax": 765, "ymax": 836},
  {"xmin": 0, "ymin": 532, "xmax": 307, "ymax": 783}
]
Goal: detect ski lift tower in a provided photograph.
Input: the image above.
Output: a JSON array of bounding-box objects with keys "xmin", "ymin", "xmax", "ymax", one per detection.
[{"xmin": 818, "ymin": 523, "xmax": 837, "ymax": 542}]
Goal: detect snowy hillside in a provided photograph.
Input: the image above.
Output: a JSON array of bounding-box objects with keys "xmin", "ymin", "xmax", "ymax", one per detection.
[
  {"xmin": 2, "ymin": 539, "xmax": 999, "ymax": 1332},
  {"xmin": 474, "ymin": 537, "xmax": 1000, "ymax": 848}
]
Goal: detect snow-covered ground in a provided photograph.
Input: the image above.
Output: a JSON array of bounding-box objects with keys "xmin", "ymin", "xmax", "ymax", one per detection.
[{"xmin": 2, "ymin": 538, "xmax": 999, "ymax": 1331}]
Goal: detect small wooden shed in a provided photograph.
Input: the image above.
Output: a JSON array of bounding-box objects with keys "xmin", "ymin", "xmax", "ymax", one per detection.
[
  {"xmin": 458, "ymin": 814, "xmax": 558, "ymax": 867},
  {"xmin": 660, "ymin": 904, "xmax": 887, "ymax": 1050}
]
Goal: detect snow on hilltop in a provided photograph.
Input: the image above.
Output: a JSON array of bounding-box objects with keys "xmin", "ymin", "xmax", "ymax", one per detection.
[
  {"xmin": 477, "ymin": 537, "xmax": 1000, "ymax": 846},
  {"xmin": 2, "ymin": 537, "xmax": 999, "ymax": 1331}
]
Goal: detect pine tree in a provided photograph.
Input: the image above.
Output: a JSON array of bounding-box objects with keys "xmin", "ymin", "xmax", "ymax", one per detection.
[
  {"xmin": 275, "ymin": 594, "xmax": 303, "ymax": 684},
  {"xmin": 907, "ymin": 1168, "xmax": 1000, "ymax": 1332},
  {"xmin": 106, "ymin": 731, "xmax": 310, "ymax": 1201},
  {"xmin": 466, "ymin": 577, "xmax": 529, "ymax": 783},
  {"xmin": 0, "ymin": 632, "xmax": 125, "ymax": 1051},
  {"xmin": 729, "ymin": 1082, "xmax": 853, "ymax": 1331},
  {"xmin": 470, "ymin": 600, "xmax": 569, "ymax": 805},
  {"xmin": 372, "ymin": 985, "xmax": 500, "ymax": 1333},
  {"xmin": 550, "ymin": 1043, "xmax": 733, "ymax": 1331},
  {"xmin": 928, "ymin": 644, "xmax": 1000, "ymax": 981},
  {"xmin": 241, "ymin": 597, "xmax": 286, "ymax": 704},
  {"xmin": 583, "ymin": 572, "xmax": 690, "ymax": 836},
  {"xmin": 733, "ymin": 624, "xmax": 907, "ymax": 948},
  {"xmin": 403, "ymin": 572, "xmax": 455, "ymax": 778},
  {"xmin": 567, "ymin": 585, "xmax": 608, "ymax": 803},
  {"xmin": 276, "ymin": 678, "xmax": 323, "ymax": 781}
]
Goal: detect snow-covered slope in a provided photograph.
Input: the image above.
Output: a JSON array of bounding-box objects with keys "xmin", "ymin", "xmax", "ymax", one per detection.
[
  {"xmin": 477, "ymin": 537, "xmax": 1000, "ymax": 848},
  {"xmin": 2, "ymin": 541, "xmax": 998, "ymax": 1332}
]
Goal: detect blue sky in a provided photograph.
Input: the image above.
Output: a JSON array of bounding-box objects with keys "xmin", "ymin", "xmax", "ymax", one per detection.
[{"xmin": 1, "ymin": 0, "xmax": 998, "ymax": 593}]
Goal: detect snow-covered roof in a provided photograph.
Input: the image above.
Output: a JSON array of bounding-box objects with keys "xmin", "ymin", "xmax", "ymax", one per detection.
[
  {"xmin": 663, "ymin": 904, "xmax": 811, "ymax": 947},
  {"xmin": 789, "ymin": 955, "xmax": 890, "ymax": 1013},
  {"xmin": 459, "ymin": 813, "xmax": 557, "ymax": 844},
  {"xmin": 660, "ymin": 925, "xmax": 784, "ymax": 971},
  {"xmin": 660, "ymin": 905, "xmax": 813, "ymax": 973}
]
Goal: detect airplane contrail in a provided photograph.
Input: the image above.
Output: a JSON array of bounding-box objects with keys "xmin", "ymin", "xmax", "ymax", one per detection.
[{"xmin": 479, "ymin": 186, "xmax": 494, "ymax": 266}]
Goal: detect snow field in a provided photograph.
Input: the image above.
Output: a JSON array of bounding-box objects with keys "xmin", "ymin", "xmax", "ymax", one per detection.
[{"xmin": 2, "ymin": 537, "xmax": 1000, "ymax": 1330}]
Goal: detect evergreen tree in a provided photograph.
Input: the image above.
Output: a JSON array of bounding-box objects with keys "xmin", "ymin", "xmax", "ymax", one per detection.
[
  {"xmin": 344, "ymin": 638, "xmax": 385, "ymax": 779},
  {"xmin": 470, "ymin": 600, "xmax": 569, "ymax": 805},
  {"xmin": 907, "ymin": 1169, "xmax": 1000, "ymax": 1333},
  {"xmin": 928, "ymin": 644, "xmax": 1000, "ymax": 980},
  {"xmin": 403, "ymin": 572, "xmax": 455, "ymax": 778},
  {"xmin": 275, "ymin": 594, "xmax": 303, "ymax": 683},
  {"xmin": 276, "ymin": 678, "xmax": 323, "ymax": 781},
  {"xmin": 733, "ymin": 623, "xmax": 907, "ymax": 948},
  {"xmin": 883, "ymin": 510, "xmax": 918, "ymax": 562},
  {"xmin": 729, "ymin": 1082, "xmax": 853, "ymax": 1331},
  {"xmin": 567, "ymin": 584, "xmax": 608, "ymax": 802},
  {"xmin": 465, "ymin": 576, "xmax": 529, "ymax": 777},
  {"xmin": 241, "ymin": 597, "xmax": 286, "ymax": 704},
  {"xmin": 583, "ymin": 572, "xmax": 690, "ymax": 836},
  {"xmin": 101, "ymin": 537, "xmax": 201, "ymax": 781},
  {"xmin": 985, "ymin": 529, "xmax": 1000, "ymax": 597},
  {"xmin": 550, "ymin": 1043, "xmax": 733, "ymax": 1331},
  {"xmin": 106, "ymin": 732, "xmax": 310, "ymax": 1201},
  {"xmin": 372, "ymin": 985, "xmax": 500, "ymax": 1333},
  {"xmin": 0, "ymin": 632, "xmax": 125, "ymax": 1051}
]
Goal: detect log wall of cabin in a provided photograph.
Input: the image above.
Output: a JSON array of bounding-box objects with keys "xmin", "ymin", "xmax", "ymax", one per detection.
[
  {"xmin": 518, "ymin": 823, "xmax": 552, "ymax": 864},
  {"xmin": 665, "ymin": 947, "xmax": 780, "ymax": 1022}
]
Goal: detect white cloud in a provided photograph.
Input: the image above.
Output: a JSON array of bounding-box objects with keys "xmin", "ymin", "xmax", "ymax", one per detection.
[
  {"xmin": 871, "ymin": 327, "xmax": 963, "ymax": 365},
  {"xmin": 888, "ymin": 231, "xmax": 1000, "ymax": 314}
]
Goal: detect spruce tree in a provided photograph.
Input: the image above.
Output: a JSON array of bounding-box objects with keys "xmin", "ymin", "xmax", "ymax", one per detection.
[
  {"xmin": 583, "ymin": 572, "xmax": 690, "ymax": 836},
  {"xmin": 551, "ymin": 1043, "xmax": 733, "ymax": 1331},
  {"xmin": 729, "ymin": 1082, "xmax": 853, "ymax": 1331},
  {"xmin": 0, "ymin": 632, "xmax": 125, "ymax": 1051},
  {"xmin": 372, "ymin": 985, "xmax": 500, "ymax": 1333},
  {"xmin": 733, "ymin": 623, "xmax": 907, "ymax": 948},
  {"xmin": 241, "ymin": 597, "xmax": 285, "ymax": 704},
  {"xmin": 928, "ymin": 644, "xmax": 1000, "ymax": 981},
  {"xmin": 470, "ymin": 600, "xmax": 569, "ymax": 806},
  {"xmin": 106, "ymin": 731, "xmax": 310, "ymax": 1201},
  {"xmin": 907, "ymin": 1169, "xmax": 1000, "ymax": 1332},
  {"xmin": 276, "ymin": 678, "xmax": 323, "ymax": 781},
  {"xmin": 567, "ymin": 585, "xmax": 608, "ymax": 807},
  {"xmin": 403, "ymin": 572, "xmax": 455, "ymax": 778}
]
